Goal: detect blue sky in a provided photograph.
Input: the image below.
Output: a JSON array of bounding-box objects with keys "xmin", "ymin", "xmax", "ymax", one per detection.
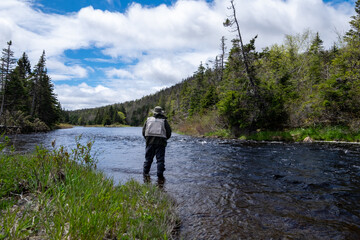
[
  {"xmin": 0, "ymin": 0, "xmax": 355, "ymax": 110},
  {"xmin": 36, "ymin": 0, "xmax": 177, "ymax": 13}
]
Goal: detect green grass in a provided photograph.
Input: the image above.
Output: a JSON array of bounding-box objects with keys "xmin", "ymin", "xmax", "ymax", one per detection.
[
  {"xmin": 245, "ymin": 126, "xmax": 360, "ymax": 142},
  {"xmin": 289, "ymin": 126, "xmax": 360, "ymax": 142},
  {"xmin": 205, "ymin": 129, "xmax": 232, "ymax": 138},
  {"xmin": 0, "ymin": 137, "xmax": 178, "ymax": 240}
]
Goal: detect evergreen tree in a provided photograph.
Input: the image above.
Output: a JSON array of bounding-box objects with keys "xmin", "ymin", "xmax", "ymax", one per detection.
[
  {"xmin": 180, "ymin": 81, "xmax": 191, "ymax": 115},
  {"xmin": 30, "ymin": 51, "xmax": 60, "ymax": 126},
  {"xmin": 0, "ymin": 41, "xmax": 16, "ymax": 120},
  {"xmin": 6, "ymin": 67, "xmax": 27, "ymax": 113},
  {"xmin": 94, "ymin": 108, "xmax": 104, "ymax": 124},
  {"xmin": 30, "ymin": 51, "xmax": 45, "ymax": 117},
  {"xmin": 189, "ymin": 63, "xmax": 206, "ymax": 116},
  {"xmin": 38, "ymin": 74, "xmax": 60, "ymax": 126},
  {"xmin": 326, "ymin": 0, "xmax": 360, "ymax": 124},
  {"xmin": 217, "ymin": 39, "xmax": 254, "ymax": 131},
  {"xmin": 6, "ymin": 53, "xmax": 32, "ymax": 113},
  {"xmin": 200, "ymin": 85, "xmax": 218, "ymax": 110},
  {"xmin": 345, "ymin": 0, "xmax": 360, "ymax": 43},
  {"xmin": 112, "ymin": 110, "xmax": 121, "ymax": 123},
  {"xmin": 308, "ymin": 32, "xmax": 324, "ymax": 85}
]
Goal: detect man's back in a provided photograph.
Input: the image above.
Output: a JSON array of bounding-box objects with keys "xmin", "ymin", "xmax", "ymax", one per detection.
[{"xmin": 142, "ymin": 106, "xmax": 172, "ymax": 178}]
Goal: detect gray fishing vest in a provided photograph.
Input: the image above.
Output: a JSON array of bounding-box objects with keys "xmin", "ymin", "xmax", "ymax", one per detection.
[{"xmin": 145, "ymin": 117, "xmax": 167, "ymax": 138}]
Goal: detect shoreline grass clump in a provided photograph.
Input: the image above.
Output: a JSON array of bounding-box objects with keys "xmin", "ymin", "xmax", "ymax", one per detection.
[{"xmin": 0, "ymin": 137, "xmax": 178, "ymax": 240}]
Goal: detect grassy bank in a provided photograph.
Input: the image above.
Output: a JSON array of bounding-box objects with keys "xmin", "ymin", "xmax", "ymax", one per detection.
[
  {"xmin": 244, "ymin": 126, "xmax": 360, "ymax": 142},
  {"xmin": 174, "ymin": 110, "xmax": 231, "ymax": 138},
  {"xmin": 173, "ymin": 111, "xmax": 360, "ymax": 142},
  {"xmin": 0, "ymin": 137, "xmax": 178, "ymax": 239},
  {"xmin": 54, "ymin": 123, "xmax": 74, "ymax": 129}
]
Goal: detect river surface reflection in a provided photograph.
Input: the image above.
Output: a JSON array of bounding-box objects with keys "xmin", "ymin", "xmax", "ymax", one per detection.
[{"xmin": 7, "ymin": 127, "xmax": 360, "ymax": 239}]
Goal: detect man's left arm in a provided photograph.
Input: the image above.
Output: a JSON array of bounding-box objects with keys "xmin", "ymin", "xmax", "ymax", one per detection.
[{"xmin": 142, "ymin": 121, "xmax": 147, "ymax": 138}]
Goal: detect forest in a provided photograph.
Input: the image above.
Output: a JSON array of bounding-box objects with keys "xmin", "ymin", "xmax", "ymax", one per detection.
[
  {"xmin": 0, "ymin": 41, "xmax": 62, "ymax": 133},
  {"xmin": 40, "ymin": 1, "xmax": 360, "ymax": 138}
]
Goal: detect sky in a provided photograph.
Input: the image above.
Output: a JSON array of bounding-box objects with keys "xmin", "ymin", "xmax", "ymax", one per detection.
[{"xmin": 0, "ymin": 0, "xmax": 356, "ymax": 110}]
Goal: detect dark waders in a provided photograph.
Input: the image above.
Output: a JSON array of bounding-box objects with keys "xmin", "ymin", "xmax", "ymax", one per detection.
[{"xmin": 143, "ymin": 144, "xmax": 166, "ymax": 178}]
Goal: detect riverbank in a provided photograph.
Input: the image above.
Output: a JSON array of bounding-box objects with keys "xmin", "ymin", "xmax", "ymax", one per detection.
[
  {"xmin": 0, "ymin": 138, "xmax": 178, "ymax": 239},
  {"xmin": 174, "ymin": 116, "xmax": 360, "ymax": 143},
  {"xmin": 243, "ymin": 126, "xmax": 360, "ymax": 142},
  {"xmin": 54, "ymin": 123, "xmax": 74, "ymax": 129}
]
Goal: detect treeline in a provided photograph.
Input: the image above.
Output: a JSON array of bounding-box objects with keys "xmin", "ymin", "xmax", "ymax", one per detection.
[
  {"xmin": 0, "ymin": 41, "xmax": 62, "ymax": 133},
  {"xmin": 65, "ymin": 105, "xmax": 127, "ymax": 126},
  {"xmin": 68, "ymin": 1, "xmax": 360, "ymax": 137}
]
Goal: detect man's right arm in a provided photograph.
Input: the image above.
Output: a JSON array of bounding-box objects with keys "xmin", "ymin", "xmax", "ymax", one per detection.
[{"xmin": 165, "ymin": 120, "xmax": 172, "ymax": 139}]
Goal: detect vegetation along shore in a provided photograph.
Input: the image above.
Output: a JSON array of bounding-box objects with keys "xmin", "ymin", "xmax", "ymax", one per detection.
[{"xmin": 0, "ymin": 137, "xmax": 179, "ymax": 239}]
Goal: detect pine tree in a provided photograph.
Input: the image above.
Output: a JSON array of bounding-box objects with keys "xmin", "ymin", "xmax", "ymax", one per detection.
[
  {"xmin": 30, "ymin": 51, "xmax": 46, "ymax": 117},
  {"xmin": 0, "ymin": 41, "xmax": 16, "ymax": 120},
  {"xmin": 30, "ymin": 51, "xmax": 60, "ymax": 126},
  {"xmin": 345, "ymin": 0, "xmax": 360, "ymax": 44},
  {"xmin": 17, "ymin": 52, "xmax": 32, "ymax": 92},
  {"xmin": 308, "ymin": 32, "xmax": 324, "ymax": 86},
  {"xmin": 94, "ymin": 108, "xmax": 104, "ymax": 124},
  {"xmin": 326, "ymin": 0, "xmax": 360, "ymax": 123},
  {"xmin": 6, "ymin": 52, "xmax": 32, "ymax": 113},
  {"xmin": 38, "ymin": 74, "xmax": 60, "ymax": 126}
]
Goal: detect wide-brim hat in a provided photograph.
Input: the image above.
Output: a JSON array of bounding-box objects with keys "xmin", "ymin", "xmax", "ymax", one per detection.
[{"xmin": 153, "ymin": 106, "xmax": 164, "ymax": 114}]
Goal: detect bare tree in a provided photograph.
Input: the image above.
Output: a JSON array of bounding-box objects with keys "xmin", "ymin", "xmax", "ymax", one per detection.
[
  {"xmin": 219, "ymin": 36, "xmax": 227, "ymax": 81},
  {"xmin": 223, "ymin": 0, "xmax": 256, "ymax": 91}
]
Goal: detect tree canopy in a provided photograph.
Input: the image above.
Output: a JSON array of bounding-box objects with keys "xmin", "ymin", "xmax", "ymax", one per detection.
[{"xmin": 0, "ymin": 45, "xmax": 62, "ymax": 132}]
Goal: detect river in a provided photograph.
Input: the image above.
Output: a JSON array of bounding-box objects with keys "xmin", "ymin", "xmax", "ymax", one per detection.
[{"xmin": 7, "ymin": 126, "xmax": 360, "ymax": 239}]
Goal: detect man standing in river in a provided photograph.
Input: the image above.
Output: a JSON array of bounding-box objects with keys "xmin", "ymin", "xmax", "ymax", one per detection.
[{"xmin": 142, "ymin": 106, "xmax": 172, "ymax": 179}]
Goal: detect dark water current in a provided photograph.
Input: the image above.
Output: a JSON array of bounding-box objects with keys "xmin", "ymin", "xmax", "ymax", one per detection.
[{"xmin": 7, "ymin": 127, "xmax": 360, "ymax": 239}]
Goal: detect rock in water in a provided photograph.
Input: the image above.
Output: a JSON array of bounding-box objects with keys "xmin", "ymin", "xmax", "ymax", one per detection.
[{"xmin": 303, "ymin": 136, "xmax": 314, "ymax": 142}]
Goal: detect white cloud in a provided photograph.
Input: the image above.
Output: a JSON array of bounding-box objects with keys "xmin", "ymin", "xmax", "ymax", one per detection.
[
  {"xmin": 55, "ymin": 82, "xmax": 150, "ymax": 109},
  {"xmin": 105, "ymin": 68, "xmax": 134, "ymax": 79},
  {"xmin": 134, "ymin": 55, "xmax": 194, "ymax": 85},
  {"xmin": 55, "ymin": 83, "xmax": 119, "ymax": 109},
  {"xmin": 47, "ymin": 58, "xmax": 89, "ymax": 81},
  {"xmin": 217, "ymin": 0, "xmax": 353, "ymax": 49},
  {"xmin": 0, "ymin": 0, "xmax": 355, "ymax": 110}
]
